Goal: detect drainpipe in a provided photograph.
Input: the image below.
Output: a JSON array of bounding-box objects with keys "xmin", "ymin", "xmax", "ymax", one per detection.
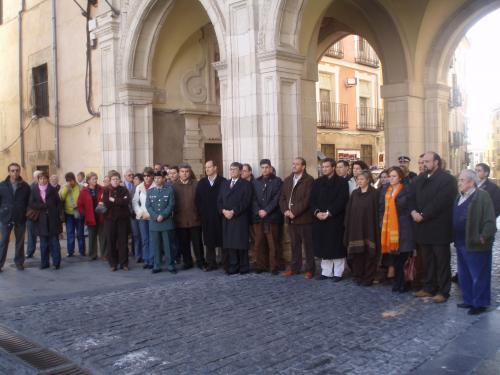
[
  {"xmin": 51, "ymin": 0, "xmax": 60, "ymax": 168},
  {"xmin": 18, "ymin": 0, "xmax": 25, "ymax": 166}
]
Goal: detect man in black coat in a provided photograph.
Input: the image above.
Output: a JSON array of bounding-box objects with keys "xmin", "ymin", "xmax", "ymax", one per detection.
[
  {"xmin": 409, "ymin": 152, "xmax": 457, "ymax": 303},
  {"xmin": 0, "ymin": 163, "xmax": 32, "ymax": 271},
  {"xmin": 252, "ymin": 159, "xmax": 283, "ymax": 274},
  {"xmin": 196, "ymin": 160, "xmax": 226, "ymax": 271},
  {"xmin": 217, "ymin": 162, "xmax": 253, "ymax": 275},
  {"xmin": 475, "ymin": 163, "xmax": 500, "ymax": 217},
  {"xmin": 310, "ymin": 158, "xmax": 350, "ymax": 281}
]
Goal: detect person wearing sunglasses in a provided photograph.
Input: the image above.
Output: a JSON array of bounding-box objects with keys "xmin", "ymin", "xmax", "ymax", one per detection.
[{"xmin": 0, "ymin": 163, "xmax": 31, "ymax": 272}]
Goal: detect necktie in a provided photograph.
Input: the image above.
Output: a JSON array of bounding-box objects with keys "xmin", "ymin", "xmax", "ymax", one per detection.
[{"xmin": 230, "ymin": 180, "xmax": 235, "ymax": 188}]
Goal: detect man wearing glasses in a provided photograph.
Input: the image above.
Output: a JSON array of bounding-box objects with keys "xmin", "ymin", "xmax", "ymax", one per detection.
[{"xmin": 0, "ymin": 163, "xmax": 31, "ymax": 271}]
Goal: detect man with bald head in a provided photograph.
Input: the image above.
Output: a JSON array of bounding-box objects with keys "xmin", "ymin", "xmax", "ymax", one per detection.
[{"xmin": 409, "ymin": 151, "xmax": 457, "ymax": 303}]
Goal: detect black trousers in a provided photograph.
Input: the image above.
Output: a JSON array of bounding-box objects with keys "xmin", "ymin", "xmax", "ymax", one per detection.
[
  {"xmin": 351, "ymin": 251, "xmax": 377, "ymax": 283},
  {"xmin": 421, "ymin": 244, "xmax": 451, "ymax": 297},
  {"xmin": 177, "ymin": 226, "xmax": 205, "ymax": 268},
  {"xmin": 393, "ymin": 252, "xmax": 411, "ymax": 290},
  {"xmin": 105, "ymin": 218, "xmax": 129, "ymax": 268},
  {"xmin": 288, "ymin": 223, "xmax": 314, "ymax": 273},
  {"xmin": 227, "ymin": 248, "xmax": 249, "ymax": 274},
  {"xmin": 0, "ymin": 222, "xmax": 26, "ymax": 269}
]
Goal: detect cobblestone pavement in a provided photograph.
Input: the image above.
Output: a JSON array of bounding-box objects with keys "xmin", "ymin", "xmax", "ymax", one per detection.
[{"xmin": 0, "ymin": 232, "xmax": 499, "ymax": 375}]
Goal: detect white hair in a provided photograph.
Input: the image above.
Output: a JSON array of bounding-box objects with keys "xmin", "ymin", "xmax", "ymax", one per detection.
[
  {"xmin": 33, "ymin": 170, "xmax": 42, "ymax": 179},
  {"xmin": 460, "ymin": 169, "xmax": 480, "ymax": 186}
]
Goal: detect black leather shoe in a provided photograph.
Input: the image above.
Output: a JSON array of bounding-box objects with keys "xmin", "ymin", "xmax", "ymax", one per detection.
[
  {"xmin": 457, "ymin": 303, "xmax": 472, "ymax": 309},
  {"xmin": 271, "ymin": 270, "xmax": 280, "ymax": 276},
  {"xmin": 181, "ymin": 265, "xmax": 193, "ymax": 271},
  {"xmin": 169, "ymin": 268, "xmax": 178, "ymax": 274},
  {"xmin": 54, "ymin": 265, "xmax": 60, "ymax": 270},
  {"xmin": 152, "ymin": 269, "xmax": 161, "ymax": 274},
  {"xmin": 143, "ymin": 264, "xmax": 149, "ymax": 269},
  {"xmin": 332, "ymin": 276, "xmax": 343, "ymax": 282},
  {"xmin": 137, "ymin": 258, "xmax": 144, "ymax": 263},
  {"xmin": 16, "ymin": 264, "xmax": 25, "ymax": 271},
  {"xmin": 468, "ymin": 307, "xmax": 487, "ymax": 315},
  {"xmin": 40, "ymin": 265, "xmax": 49, "ymax": 270},
  {"xmin": 316, "ymin": 275, "xmax": 330, "ymax": 280}
]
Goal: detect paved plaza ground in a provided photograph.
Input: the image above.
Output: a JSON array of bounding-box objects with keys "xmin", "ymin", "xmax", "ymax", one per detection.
[{"xmin": 1, "ymin": 231, "xmax": 500, "ymax": 375}]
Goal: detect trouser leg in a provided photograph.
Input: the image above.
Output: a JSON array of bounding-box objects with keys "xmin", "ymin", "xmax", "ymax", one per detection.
[
  {"xmin": 302, "ymin": 224, "xmax": 315, "ymax": 274},
  {"xmin": 321, "ymin": 259, "xmax": 334, "ymax": 277},
  {"xmin": 138, "ymin": 220, "xmax": 151, "ymax": 265},
  {"xmin": 287, "ymin": 224, "xmax": 302, "ymax": 273},
  {"xmin": 266, "ymin": 223, "xmax": 281, "ymax": 272},
  {"xmin": 456, "ymin": 243, "xmax": 472, "ymax": 305},
  {"xmin": 65, "ymin": 214, "xmax": 76, "ymax": 255},
  {"xmin": 420, "ymin": 244, "xmax": 436, "ymax": 294},
  {"xmin": 87, "ymin": 226, "xmax": 98, "ymax": 258},
  {"xmin": 466, "ymin": 249, "xmax": 492, "ymax": 308},
  {"xmin": 130, "ymin": 219, "xmax": 141, "ymax": 259},
  {"xmin": 394, "ymin": 252, "xmax": 410, "ymax": 289},
  {"xmin": 39, "ymin": 236, "xmax": 50, "ymax": 268},
  {"xmin": 13, "ymin": 223, "xmax": 26, "ymax": 266},
  {"xmin": 50, "ymin": 236, "xmax": 61, "ymax": 267},
  {"xmin": 206, "ymin": 246, "xmax": 217, "ymax": 269},
  {"xmin": 190, "ymin": 227, "xmax": 205, "ymax": 267},
  {"xmin": 177, "ymin": 228, "xmax": 193, "ymax": 267},
  {"xmin": 76, "ymin": 217, "xmax": 86, "ymax": 255},
  {"xmin": 364, "ymin": 253, "xmax": 378, "ymax": 283},
  {"xmin": 228, "ymin": 249, "xmax": 239, "ymax": 274},
  {"xmin": 161, "ymin": 230, "xmax": 174, "ymax": 270},
  {"xmin": 221, "ymin": 248, "xmax": 229, "ymax": 272},
  {"xmin": 117, "ymin": 220, "xmax": 129, "ymax": 267},
  {"xmin": 151, "ymin": 231, "xmax": 161, "ymax": 270},
  {"xmin": 333, "ymin": 257, "xmax": 346, "ymax": 278},
  {"xmin": 105, "ymin": 221, "xmax": 118, "ymax": 268},
  {"xmin": 433, "ymin": 245, "xmax": 451, "ymax": 297},
  {"xmin": 0, "ymin": 223, "xmax": 12, "ymax": 269},
  {"xmin": 26, "ymin": 220, "xmax": 37, "ymax": 257},
  {"xmin": 253, "ymin": 223, "xmax": 268, "ymax": 271},
  {"xmin": 239, "ymin": 249, "xmax": 249, "ymax": 273}
]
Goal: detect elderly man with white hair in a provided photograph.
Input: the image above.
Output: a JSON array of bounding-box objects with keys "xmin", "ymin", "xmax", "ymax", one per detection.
[{"xmin": 453, "ymin": 169, "xmax": 497, "ymax": 315}]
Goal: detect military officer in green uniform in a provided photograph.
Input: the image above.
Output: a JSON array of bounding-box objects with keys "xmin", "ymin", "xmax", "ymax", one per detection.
[{"xmin": 146, "ymin": 171, "xmax": 177, "ymax": 274}]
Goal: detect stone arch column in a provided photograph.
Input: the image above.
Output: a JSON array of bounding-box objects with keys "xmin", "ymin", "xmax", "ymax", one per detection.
[
  {"xmin": 95, "ymin": 0, "xmax": 227, "ymax": 173},
  {"xmin": 424, "ymin": 0, "xmax": 500, "ymax": 164}
]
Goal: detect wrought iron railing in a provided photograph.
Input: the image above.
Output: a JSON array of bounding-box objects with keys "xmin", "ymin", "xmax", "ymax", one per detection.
[
  {"xmin": 317, "ymin": 102, "xmax": 349, "ymax": 129},
  {"xmin": 357, "ymin": 107, "xmax": 384, "ymax": 131},
  {"xmin": 324, "ymin": 41, "xmax": 344, "ymax": 59}
]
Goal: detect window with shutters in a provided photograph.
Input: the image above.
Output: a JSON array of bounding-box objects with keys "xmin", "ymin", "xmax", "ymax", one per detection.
[
  {"xmin": 360, "ymin": 144, "xmax": 373, "ymax": 166},
  {"xmin": 32, "ymin": 64, "xmax": 49, "ymax": 117}
]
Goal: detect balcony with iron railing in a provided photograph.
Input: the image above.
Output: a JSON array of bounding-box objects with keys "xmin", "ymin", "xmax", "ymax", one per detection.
[
  {"xmin": 317, "ymin": 102, "xmax": 349, "ymax": 129},
  {"xmin": 357, "ymin": 107, "xmax": 384, "ymax": 131},
  {"xmin": 324, "ymin": 41, "xmax": 344, "ymax": 59},
  {"xmin": 355, "ymin": 38, "xmax": 380, "ymax": 68}
]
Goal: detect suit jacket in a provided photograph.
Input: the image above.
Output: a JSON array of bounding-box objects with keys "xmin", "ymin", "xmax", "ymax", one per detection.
[
  {"xmin": 217, "ymin": 178, "xmax": 252, "ymax": 249},
  {"xmin": 408, "ymin": 168, "xmax": 457, "ymax": 245},
  {"xmin": 0, "ymin": 176, "xmax": 30, "ymax": 225},
  {"xmin": 252, "ymin": 174, "xmax": 283, "ymax": 224},
  {"xmin": 172, "ymin": 179, "xmax": 201, "ymax": 228},
  {"xmin": 195, "ymin": 175, "xmax": 225, "ymax": 247},
  {"xmin": 279, "ymin": 172, "xmax": 314, "ymax": 225},
  {"xmin": 146, "ymin": 185, "xmax": 175, "ymax": 231}
]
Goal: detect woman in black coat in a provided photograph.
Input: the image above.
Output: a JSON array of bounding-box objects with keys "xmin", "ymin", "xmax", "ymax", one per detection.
[
  {"xmin": 102, "ymin": 172, "xmax": 131, "ymax": 271},
  {"xmin": 378, "ymin": 166, "xmax": 414, "ymax": 292},
  {"xmin": 28, "ymin": 172, "xmax": 63, "ymax": 269}
]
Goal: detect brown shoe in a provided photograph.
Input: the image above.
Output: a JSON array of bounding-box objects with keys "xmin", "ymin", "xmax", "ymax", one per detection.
[
  {"xmin": 282, "ymin": 270, "xmax": 297, "ymax": 277},
  {"xmin": 414, "ymin": 290, "xmax": 433, "ymax": 298},
  {"xmin": 304, "ymin": 272, "xmax": 313, "ymax": 279},
  {"xmin": 122, "ymin": 266, "xmax": 129, "ymax": 271},
  {"xmin": 432, "ymin": 294, "xmax": 448, "ymax": 303},
  {"xmin": 110, "ymin": 267, "xmax": 117, "ymax": 272}
]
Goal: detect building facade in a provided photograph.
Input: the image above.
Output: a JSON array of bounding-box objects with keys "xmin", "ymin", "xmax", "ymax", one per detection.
[
  {"xmin": 0, "ymin": 0, "xmax": 498, "ymax": 179},
  {"xmin": 316, "ymin": 35, "xmax": 384, "ymax": 168},
  {"xmin": 485, "ymin": 107, "xmax": 500, "ymax": 178}
]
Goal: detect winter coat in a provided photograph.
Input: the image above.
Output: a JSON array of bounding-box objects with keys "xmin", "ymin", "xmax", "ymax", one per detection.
[
  {"xmin": 378, "ymin": 184, "xmax": 414, "ymax": 253},
  {"xmin": 252, "ymin": 174, "xmax": 283, "ymax": 224},
  {"xmin": 195, "ymin": 175, "xmax": 225, "ymax": 248},
  {"xmin": 0, "ymin": 176, "xmax": 30, "ymax": 225},
  {"xmin": 480, "ymin": 178, "xmax": 500, "ymax": 217},
  {"xmin": 279, "ymin": 172, "xmax": 314, "ymax": 225},
  {"xmin": 132, "ymin": 182, "xmax": 155, "ymax": 220},
  {"xmin": 29, "ymin": 184, "xmax": 63, "ymax": 237},
  {"xmin": 77, "ymin": 185, "xmax": 105, "ymax": 226},
  {"xmin": 172, "ymin": 179, "xmax": 201, "ymax": 228},
  {"xmin": 408, "ymin": 169, "xmax": 457, "ymax": 245},
  {"xmin": 102, "ymin": 186, "xmax": 131, "ymax": 221},
  {"xmin": 217, "ymin": 178, "xmax": 253, "ymax": 250},
  {"xmin": 310, "ymin": 174, "xmax": 349, "ymax": 259}
]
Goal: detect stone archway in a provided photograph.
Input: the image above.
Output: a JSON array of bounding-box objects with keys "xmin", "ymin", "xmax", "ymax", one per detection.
[{"xmin": 95, "ymin": 0, "xmax": 226, "ymax": 174}]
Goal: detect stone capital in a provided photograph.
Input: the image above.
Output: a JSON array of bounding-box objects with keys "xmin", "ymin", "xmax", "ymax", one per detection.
[{"xmin": 381, "ymin": 81, "xmax": 425, "ymax": 100}]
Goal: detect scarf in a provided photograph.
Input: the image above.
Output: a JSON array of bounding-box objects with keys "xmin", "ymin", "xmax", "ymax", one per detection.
[
  {"xmin": 38, "ymin": 183, "xmax": 48, "ymax": 203},
  {"xmin": 381, "ymin": 184, "xmax": 403, "ymax": 254},
  {"xmin": 144, "ymin": 181, "xmax": 153, "ymax": 190}
]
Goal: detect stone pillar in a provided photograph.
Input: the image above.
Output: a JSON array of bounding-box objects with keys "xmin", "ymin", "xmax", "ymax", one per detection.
[
  {"xmin": 180, "ymin": 111, "xmax": 204, "ymax": 176},
  {"xmin": 381, "ymin": 82, "xmax": 425, "ymax": 170},
  {"xmin": 425, "ymin": 83, "xmax": 450, "ymax": 163}
]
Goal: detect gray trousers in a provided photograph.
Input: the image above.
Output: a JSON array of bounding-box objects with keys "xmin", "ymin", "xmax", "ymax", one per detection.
[{"xmin": 87, "ymin": 223, "xmax": 106, "ymax": 258}]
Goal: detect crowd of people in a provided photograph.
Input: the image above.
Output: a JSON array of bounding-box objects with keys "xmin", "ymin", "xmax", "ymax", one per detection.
[{"xmin": 0, "ymin": 152, "xmax": 499, "ymax": 316}]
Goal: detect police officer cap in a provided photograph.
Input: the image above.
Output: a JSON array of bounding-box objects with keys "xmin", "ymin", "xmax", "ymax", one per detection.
[
  {"xmin": 398, "ymin": 155, "xmax": 411, "ymax": 162},
  {"xmin": 153, "ymin": 171, "xmax": 167, "ymax": 177}
]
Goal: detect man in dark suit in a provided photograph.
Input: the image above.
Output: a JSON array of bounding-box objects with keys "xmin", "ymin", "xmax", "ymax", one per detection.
[
  {"xmin": 196, "ymin": 160, "xmax": 226, "ymax": 271},
  {"xmin": 0, "ymin": 163, "xmax": 31, "ymax": 271},
  {"xmin": 409, "ymin": 152, "xmax": 457, "ymax": 303},
  {"xmin": 218, "ymin": 162, "xmax": 253, "ymax": 275},
  {"xmin": 475, "ymin": 163, "xmax": 500, "ymax": 217}
]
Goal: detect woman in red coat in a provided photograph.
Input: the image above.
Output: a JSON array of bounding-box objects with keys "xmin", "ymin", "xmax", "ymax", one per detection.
[{"xmin": 77, "ymin": 172, "xmax": 105, "ymax": 260}]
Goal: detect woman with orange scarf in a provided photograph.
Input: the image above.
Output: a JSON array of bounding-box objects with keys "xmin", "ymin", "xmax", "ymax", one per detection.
[{"xmin": 378, "ymin": 166, "xmax": 414, "ymax": 292}]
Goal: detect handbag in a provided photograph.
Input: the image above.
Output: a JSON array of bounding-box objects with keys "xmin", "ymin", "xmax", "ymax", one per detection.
[
  {"xmin": 26, "ymin": 208, "xmax": 40, "ymax": 222},
  {"xmin": 95, "ymin": 202, "xmax": 107, "ymax": 215},
  {"xmin": 404, "ymin": 255, "xmax": 417, "ymax": 282}
]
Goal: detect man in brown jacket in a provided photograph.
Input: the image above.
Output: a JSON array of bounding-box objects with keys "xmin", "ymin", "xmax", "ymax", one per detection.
[
  {"xmin": 279, "ymin": 157, "xmax": 315, "ymax": 279},
  {"xmin": 173, "ymin": 164, "xmax": 205, "ymax": 270}
]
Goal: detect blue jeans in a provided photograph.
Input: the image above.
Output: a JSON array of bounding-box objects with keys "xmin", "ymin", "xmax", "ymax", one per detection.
[
  {"xmin": 39, "ymin": 235, "xmax": 61, "ymax": 268},
  {"xmin": 130, "ymin": 218, "xmax": 142, "ymax": 259},
  {"xmin": 65, "ymin": 213, "xmax": 86, "ymax": 255},
  {"xmin": 138, "ymin": 219, "xmax": 153, "ymax": 265},
  {"xmin": 26, "ymin": 219, "xmax": 37, "ymax": 257}
]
